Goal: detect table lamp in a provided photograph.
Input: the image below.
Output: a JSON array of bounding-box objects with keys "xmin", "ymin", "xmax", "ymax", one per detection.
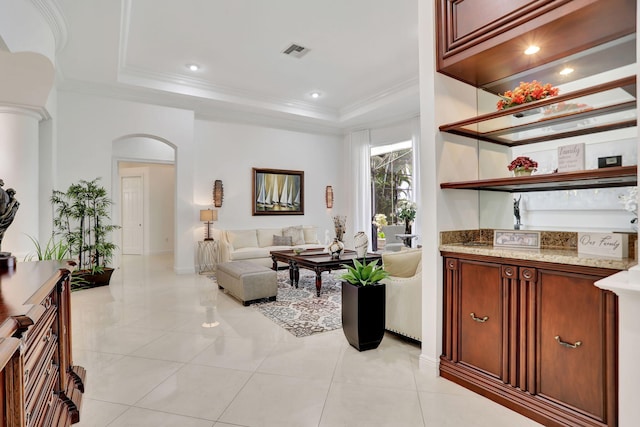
[{"xmin": 200, "ymin": 209, "xmax": 217, "ymax": 241}]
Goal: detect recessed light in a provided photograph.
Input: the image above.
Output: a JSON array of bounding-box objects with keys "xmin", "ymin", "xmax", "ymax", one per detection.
[
  {"xmin": 187, "ymin": 64, "xmax": 199, "ymax": 71},
  {"xmin": 559, "ymin": 67, "xmax": 574, "ymax": 76},
  {"xmin": 524, "ymin": 46, "xmax": 540, "ymax": 55},
  {"xmin": 310, "ymin": 92, "xmax": 321, "ymax": 99}
]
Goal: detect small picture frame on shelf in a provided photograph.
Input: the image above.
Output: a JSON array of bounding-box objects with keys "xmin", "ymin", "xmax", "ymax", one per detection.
[
  {"xmin": 598, "ymin": 155, "xmax": 622, "ymax": 168},
  {"xmin": 493, "ymin": 230, "xmax": 541, "ymax": 249},
  {"xmin": 557, "ymin": 143, "xmax": 585, "ymax": 172}
]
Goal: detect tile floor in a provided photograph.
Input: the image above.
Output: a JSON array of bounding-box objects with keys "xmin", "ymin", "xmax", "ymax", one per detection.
[{"xmin": 71, "ymin": 254, "xmax": 542, "ymax": 427}]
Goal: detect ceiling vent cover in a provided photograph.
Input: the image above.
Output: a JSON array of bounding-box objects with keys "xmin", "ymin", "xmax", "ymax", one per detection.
[{"xmin": 282, "ymin": 43, "xmax": 309, "ymax": 58}]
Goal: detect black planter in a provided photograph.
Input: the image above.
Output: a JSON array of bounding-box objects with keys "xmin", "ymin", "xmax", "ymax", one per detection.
[
  {"xmin": 72, "ymin": 267, "xmax": 115, "ymax": 289},
  {"xmin": 341, "ymin": 281, "xmax": 386, "ymax": 351}
]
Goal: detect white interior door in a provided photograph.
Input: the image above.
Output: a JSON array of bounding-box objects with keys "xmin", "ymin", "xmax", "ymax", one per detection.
[{"xmin": 122, "ymin": 175, "xmax": 144, "ymax": 254}]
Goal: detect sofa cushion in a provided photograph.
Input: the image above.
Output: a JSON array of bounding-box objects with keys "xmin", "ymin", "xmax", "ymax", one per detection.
[
  {"xmin": 257, "ymin": 228, "xmax": 282, "ymax": 247},
  {"xmin": 302, "ymin": 226, "xmax": 319, "ymax": 244},
  {"xmin": 227, "ymin": 229, "xmax": 259, "ymax": 250},
  {"xmin": 229, "ymin": 247, "xmax": 271, "ymax": 261},
  {"xmin": 382, "ymin": 249, "xmax": 421, "ymax": 278},
  {"xmin": 283, "ymin": 226, "xmax": 305, "ymax": 245},
  {"xmin": 272, "ymin": 235, "xmax": 292, "ymax": 246}
]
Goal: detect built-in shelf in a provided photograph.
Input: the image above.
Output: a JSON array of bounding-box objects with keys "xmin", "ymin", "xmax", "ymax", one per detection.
[
  {"xmin": 439, "ymin": 76, "xmax": 637, "ymax": 147},
  {"xmin": 440, "ymin": 165, "xmax": 637, "ymax": 193}
]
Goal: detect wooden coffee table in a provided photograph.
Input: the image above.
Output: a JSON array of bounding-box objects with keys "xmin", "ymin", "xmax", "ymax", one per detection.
[{"xmin": 270, "ymin": 248, "xmax": 382, "ymax": 296}]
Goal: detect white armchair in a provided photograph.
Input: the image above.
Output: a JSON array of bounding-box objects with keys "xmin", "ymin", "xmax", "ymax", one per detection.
[{"xmin": 380, "ymin": 248, "xmax": 422, "ymax": 341}]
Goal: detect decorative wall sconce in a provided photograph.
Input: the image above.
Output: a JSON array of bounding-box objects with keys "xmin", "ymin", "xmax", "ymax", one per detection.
[
  {"xmin": 213, "ymin": 180, "xmax": 224, "ymax": 207},
  {"xmin": 199, "ymin": 209, "xmax": 218, "ymax": 240},
  {"xmin": 325, "ymin": 185, "xmax": 334, "ymax": 209}
]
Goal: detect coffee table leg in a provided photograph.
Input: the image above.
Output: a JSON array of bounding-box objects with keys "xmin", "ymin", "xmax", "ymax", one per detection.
[
  {"xmin": 288, "ymin": 260, "xmax": 295, "ymax": 287},
  {"xmin": 315, "ymin": 270, "xmax": 322, "ymax": 296},
  {"xmin": 293, "ymin": 263, "xmax": 300, "ymax": 287}
]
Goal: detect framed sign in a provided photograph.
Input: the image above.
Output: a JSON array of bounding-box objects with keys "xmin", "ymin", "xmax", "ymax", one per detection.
[
  {"xmin": 493, "ymin": 230, "xmax": 541, "ymax": 248},
  {"xmin": 252, "ymin": 168, "xmax": 304, "ymax": 215}
]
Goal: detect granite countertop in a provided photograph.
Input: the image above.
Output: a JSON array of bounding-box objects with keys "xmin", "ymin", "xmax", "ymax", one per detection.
[{"xmin": 439, "ymin": 243, "xmax": 637, "ymax": 271}]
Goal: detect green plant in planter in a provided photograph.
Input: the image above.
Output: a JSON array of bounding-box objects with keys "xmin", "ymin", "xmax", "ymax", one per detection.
[
  {"xmin": 51, "ymin": 178, "xmax": 120, "ymax": 278},
  {"xmin": 340, "ymin": 258, "xmax": 389, "ymax": 351},
  {"xmin": 24, "ymin": 234, "xmax": 70, "ymax": 261},
  {"xmin": 341, "ymin": 258, "xmax": 389, "ymax": 286}
]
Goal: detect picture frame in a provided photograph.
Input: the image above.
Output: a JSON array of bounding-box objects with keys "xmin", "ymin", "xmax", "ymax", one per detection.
[
  {"xmin": 493, "ymin": 229, "xmax": 541, "ymax": 249},
  {"xmin": 252, "ymin": 168, "xmax": 304, "ymax": 215}
]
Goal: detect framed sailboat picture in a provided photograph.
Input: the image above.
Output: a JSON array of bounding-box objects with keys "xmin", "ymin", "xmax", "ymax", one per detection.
[{"xmin": 252, "ymin": 168, "xmax": 304, "ymax": 215}]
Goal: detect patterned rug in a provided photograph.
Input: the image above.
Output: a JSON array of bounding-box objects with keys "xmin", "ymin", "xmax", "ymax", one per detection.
[{"xmin": 251, "ymin": 270, "xmax": 343, "ymax": 337}]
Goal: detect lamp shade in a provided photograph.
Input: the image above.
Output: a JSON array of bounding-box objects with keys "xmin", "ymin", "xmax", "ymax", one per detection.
[{"xmin": 200, "ymin": 209, "xmax": 217, "ymax": 222}]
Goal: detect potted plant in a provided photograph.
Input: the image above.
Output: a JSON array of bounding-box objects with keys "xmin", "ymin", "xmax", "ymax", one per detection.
[
  {"xmin": 51, "ymin": 178, "xmax": 120, "ymax": 287},
  {"xmin": 397, "ymin": 200, "xmax": 417, "ymax": 234},
  {"xmin": 340, "ymin": 258, "xmax": 389, "ymax": 351}
]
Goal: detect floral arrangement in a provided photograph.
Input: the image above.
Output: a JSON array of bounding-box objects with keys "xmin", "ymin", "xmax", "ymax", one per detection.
[
  {"xmin": 496, "ymin": 80, "xmax": 559, "ymax": 110},
  {"xmin": 397, "ymin": 200, "xmax": 417, "ymax": 223},
  {"xmin": 508, "ymin": 156, "xmax": 538, "ymax": 172},
  {"xmin": 372, "ymin": 213, "xmax": 388, "ymax": 238},
  {"xmin": 619, "ymin": 187, "xmax": 638, "ymax": 229}
]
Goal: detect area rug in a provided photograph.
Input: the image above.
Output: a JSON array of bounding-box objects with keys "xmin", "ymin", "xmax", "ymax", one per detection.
[{"xmin": 252, "ymin": 270, "xmax": 343, "ymax": 337}]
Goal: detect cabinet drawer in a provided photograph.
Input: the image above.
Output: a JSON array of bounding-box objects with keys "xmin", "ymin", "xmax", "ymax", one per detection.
[
  {"xmin": 23, "ymin": 307, "xmax": 56, "ymax": 378},
  {"xmin": 537, "ymin": 270, "xmax": 607, "ymax": 421},
  {"xmin": 29, "ymin": 371, "xmax": 58, "ymax": 427},
  {"xmin": 25, "ymin": 342, "xmax": 57, "ymax": 406},
  {"xmin": 459, "ymin": 261, "xmax": 504, "ymax": 378}
]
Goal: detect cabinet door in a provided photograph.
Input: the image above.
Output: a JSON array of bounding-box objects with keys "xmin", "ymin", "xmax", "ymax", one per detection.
[
  {"xmin": 536, "ymin": 269, "xmax": 617, "ymax": 423},
  {"xmin": 458, "ymin": 259, "xmax": 505, "ymax": 379}
]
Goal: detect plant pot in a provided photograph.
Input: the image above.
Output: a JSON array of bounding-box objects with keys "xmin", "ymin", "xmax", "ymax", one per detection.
[
  {"xmin": 513, "ymin": 169, "xmax": 533, "ymax": 177},
  {"xmin": 72, "ymin": 267, "xmax": 115, "ymax": 288},
  {"xmin": 341, "ymin": 281, "xmax": 386, "ymax": 351}
]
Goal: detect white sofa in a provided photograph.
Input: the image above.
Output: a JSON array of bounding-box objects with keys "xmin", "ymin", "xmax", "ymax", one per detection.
[
  {"xmin": 214, "ymin": 225, "xmax": 323, "ymax": 268},
  {"xmin": 380, "ymin": 248, "xmax": 422, "ymax": 341}
]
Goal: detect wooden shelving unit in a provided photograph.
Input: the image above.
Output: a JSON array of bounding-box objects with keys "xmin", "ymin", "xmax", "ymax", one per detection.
[
  {"xmin": 440, "ymin": 165, "xmax": 637, "ymax": 193},
  {"xmin": 439, "ymin": 76, "xmax": 637, "ymax": 147}
]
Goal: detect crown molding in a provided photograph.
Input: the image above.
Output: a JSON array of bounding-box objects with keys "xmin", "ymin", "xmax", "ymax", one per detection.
[
  {"xmin": 117, "ymin": 65, "xmax": 339, "ymax": 122},
  {"xmin": 30, "ymin": 0, "xmax": 68, "ymax": 52}
]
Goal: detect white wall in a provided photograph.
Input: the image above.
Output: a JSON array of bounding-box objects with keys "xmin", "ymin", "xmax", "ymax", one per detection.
[
  {"xmin": 57, "ymin": 91, "xmax": 195, "ymax": 273},
  {"xmin": 193, "ymin": 120, "xmax": 343, "ymax": 240}
]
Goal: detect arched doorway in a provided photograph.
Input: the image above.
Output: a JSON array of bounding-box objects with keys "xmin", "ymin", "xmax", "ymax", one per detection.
[{"xmin": 112, "ymin": 135, "xmax": 176, "ymax": 266}]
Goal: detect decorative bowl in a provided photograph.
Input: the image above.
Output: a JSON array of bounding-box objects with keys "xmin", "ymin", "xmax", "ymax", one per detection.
[{"xmin": 293, "ymin": 248, "xmax": 306, "ymax": 255}]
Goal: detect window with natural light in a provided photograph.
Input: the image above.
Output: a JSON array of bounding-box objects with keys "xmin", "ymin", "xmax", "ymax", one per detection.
[{"xmin": 370, "ymin": 140, "xmax": 413, "ymax": 228}]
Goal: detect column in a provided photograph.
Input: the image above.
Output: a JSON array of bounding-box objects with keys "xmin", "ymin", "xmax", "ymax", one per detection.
[{"xmin": 595, "ymin": 265, "xmax": 640, "ymax": 425}]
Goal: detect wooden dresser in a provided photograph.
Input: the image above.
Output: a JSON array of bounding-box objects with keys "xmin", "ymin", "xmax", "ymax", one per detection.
[{"xmin": 0, "ymin": 261, "xmax": 85, "ymax": 426}]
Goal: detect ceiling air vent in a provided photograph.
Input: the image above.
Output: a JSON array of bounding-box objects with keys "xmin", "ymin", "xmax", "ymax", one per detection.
[{"xmin": 282, "ymin": 43, "xmax": 309, "ymax": 58}]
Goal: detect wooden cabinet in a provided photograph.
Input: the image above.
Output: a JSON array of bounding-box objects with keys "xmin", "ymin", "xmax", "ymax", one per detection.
[
  {"xmin": 0, "ymin": 261, "xmax": 85, "ymax": 426},
  {"xmin": 436, "ymin": 0, "xmax": 636, "ymax": 87},
  {"xmin": 441, "ymin": 253, "xmax": 617, "ymax": 427}
]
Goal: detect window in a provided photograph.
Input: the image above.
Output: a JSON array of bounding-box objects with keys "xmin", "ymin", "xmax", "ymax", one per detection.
[{"xmin": 370, "ymin": 140, "xmax": 413, "ymax": 226}]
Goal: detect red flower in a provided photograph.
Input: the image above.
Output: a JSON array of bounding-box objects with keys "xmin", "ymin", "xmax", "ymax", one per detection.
[
  {"xmin": 508, "ymin": 156, "xmax": 538, "ymax": 171},
  {"xmin": 496, "ymin": 81, "xmax": 560, "ymax": 110}
]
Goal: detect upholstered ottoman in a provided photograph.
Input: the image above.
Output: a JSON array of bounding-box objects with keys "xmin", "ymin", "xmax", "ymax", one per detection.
[{"xmin": 216, "ymin": 261, "xmax": 278, "ymax": 305}]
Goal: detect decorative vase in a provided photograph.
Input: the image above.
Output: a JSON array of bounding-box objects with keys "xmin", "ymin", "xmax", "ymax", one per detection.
[
  {"xmin": 327, "ymin": 238, "xmax": 344, "ymax": 259},
  {"xmin": 514, "ymin": 168, "xmax": 533, "ymax": 177},
  {"xmin": 341, "ymin": 281, "xmax": 386, "ymax": 351},
  {"xmin": 354, "ymin": 231, "xmax": 368, "ymax": 258},
  {"xmin": 404, "ymin": 220, "xmax": 412, "ymax": 235}
]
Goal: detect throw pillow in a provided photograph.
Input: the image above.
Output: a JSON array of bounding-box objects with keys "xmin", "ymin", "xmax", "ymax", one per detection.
[
  {"xmin": 227, "ymin": 230, "xmax": 258, "ymax": 250},
  {"xmin": 382, "ymin": 249, "xmax": 421, "ymax": 278},
  {"xmin": 283, "ymin": 226, "xmax": 305, "ymax": 245},
  {"xmin": 273, "ymin": 235, "xmax": 293, "ymax": 246},
  {"xmin": 303, "ymin": 226, "xmax": 318, "ymax": 244}
]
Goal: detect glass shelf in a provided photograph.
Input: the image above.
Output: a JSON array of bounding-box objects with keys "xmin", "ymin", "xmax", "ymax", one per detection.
[
  {"xmin": 440, "ymin": 166, "xmax": 637, "ymax": 193},
  {"xmin": 440, "ymin": 76, "xmax": 637, "ymax": 147}
]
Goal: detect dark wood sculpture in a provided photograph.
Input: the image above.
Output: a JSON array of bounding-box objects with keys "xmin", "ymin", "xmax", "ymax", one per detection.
[{"xmin": 0, "ymin": 179, "xmax": 19, "ymax": 269}]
